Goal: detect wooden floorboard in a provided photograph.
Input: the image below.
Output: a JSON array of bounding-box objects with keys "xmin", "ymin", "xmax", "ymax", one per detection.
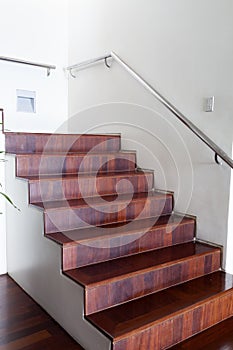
[{"xmin": 0, "ymin": 275, "xmax": 84, "ymax": 350}]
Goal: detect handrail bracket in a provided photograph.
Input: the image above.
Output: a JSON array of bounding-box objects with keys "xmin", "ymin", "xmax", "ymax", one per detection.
[
  {"xmin": 105, "ymin": 56, "xmax": 112, "ymax": 68},
  {"xmin": 67, "ymin": 54, "xmax": 112, "ymax": 78},
  {"xmin": 215, "ymin": 153, "xmax": 223, "ymax": 165}
]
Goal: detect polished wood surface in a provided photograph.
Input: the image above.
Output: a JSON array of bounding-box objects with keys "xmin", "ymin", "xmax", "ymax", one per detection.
[
  {"xmin": 5, "ymin": 132, "xmax": 121, "ymax": 153},
  {"xmin": 2, "ymin": 275, "xmax": 233, "ymax": 350},
  {"xmin": 42, "ymin": 191, "xmax": 173, "ymax": 233},
  {"xmin": 6, "ymin": 132, "xmax": 233, "ymax": 349},
  {"xmin": 16, "ymin": 151, "xmax": 136, "ymax": 176},
  {"xmin": 47, "ymin": 214, "xmax": 195, "ymax": 246},
  {"xmin": 51, "ymin": 215, "xmax": 195, "ymax": 269},
  {"xmin": 0, "ymin": 275, "xmax": 84, "ymax": 350},
  {"xmin": 87, "ymin": 271, "xmax": 233, "ymax": 349},
  {"xmin": 171, "ymin": 314, "xmax": 233, "ymax": 349},
  {"xmin": 28, "ymin": 171, "xmax": 153, "ymax": 202},
  {"xmin": 65, "ymin": 242, "xmax": 220, "ymax": 314}
]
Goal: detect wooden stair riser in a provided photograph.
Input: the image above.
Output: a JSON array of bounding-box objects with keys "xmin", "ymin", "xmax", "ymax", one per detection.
[
  {"xmin": 87, "ymin": 272, "xmax": 233, "ymax": 349},
  {"xmin": 170, "ymin": 312, "xmax": 233, "ymax": 349},
  {"xmin": 112, "ymin": 290, "xmax": 233, "ymax": 350},
  {"xmin": 7, "ymin": 132, "xmax": 231, "ymax": 350},
  {"xmin": 61, "ymin": 220, "xmax": 195, "ymax": 270},
  {"xmin": 16, "ymin": 153, "xmax": 136, "ymax": 176},
  {"xmin": 84, "ymin": 250, "xmax": 220, "ymax": 314},
  {"xmin": 44, "ymin": 195, "xmax": 173, "ymax": 233},
  {"xmin": 5, "ymin": 133, "xmax": 121, "ymax": 153},
  {"xmin": 29, "ymin": 173, "xmax": 153, "ymax": 203}
]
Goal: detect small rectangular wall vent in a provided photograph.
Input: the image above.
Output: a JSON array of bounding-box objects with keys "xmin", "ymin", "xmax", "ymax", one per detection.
[{"xmin": 16, "ymin": 90, "xmax": 36, "ymax": 113}]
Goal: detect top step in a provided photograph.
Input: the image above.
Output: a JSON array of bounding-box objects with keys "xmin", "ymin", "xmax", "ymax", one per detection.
[{"xmin": 5, "ymin": 132, "xmax": 121, "ymax": 154}]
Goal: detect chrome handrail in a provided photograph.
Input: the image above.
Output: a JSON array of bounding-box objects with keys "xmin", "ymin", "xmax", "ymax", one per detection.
[
  {"xmin": 0, "ymin": 56, "xmax": 56, "ymax": 76},
  {"xmin": 67, "ymin": 52, "xmax": 233, "ymax": 168}
]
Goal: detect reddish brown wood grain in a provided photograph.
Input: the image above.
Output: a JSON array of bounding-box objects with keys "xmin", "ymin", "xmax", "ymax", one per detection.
[
  {"xmin": 171, "ymin": 313, "xmax": 233, "ymax": 349},
  {"xmin": 65, "ymin": 242, "xmax": 220, "ymax": 314},
  {"xmin": 6, "ymin": 132, "xmax": 233, "ymax": 349},
  {"xmin": 42, "ymin": 192, "xmax": 173, "ymax": 233},
  {"xmin": 28, "ymin": 171, "xmax": 153, "ymax": 203},
  {"xmin": 87, "ymin": 272, "xmax": 233, "ymax": 350},
  {"xmin": 3, "ymin": 275, "xmax": 233, "ymax": 350},
  {"xmin": 0, "ymin": 275, "xmax": 84, "ymax": 350},
  {"xmin": 5, "ymin": 132, "xmax": 121, "ymax": 153},
  {"xmin": 58, "ymin": 215, "xmax": 195, "ymax": 269},
  {"xmin": 16, "ymin": 152, "xmax": 136, "ymax": 177}
]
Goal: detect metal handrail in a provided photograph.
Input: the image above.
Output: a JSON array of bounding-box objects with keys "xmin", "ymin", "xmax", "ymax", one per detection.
[
  {"xmin": 0, "ymin": 56, "xmax": 56, "ymax": 76},
  {"xmin": 67, "ymin": 51, "xmax": 233, "ymax": 168}
]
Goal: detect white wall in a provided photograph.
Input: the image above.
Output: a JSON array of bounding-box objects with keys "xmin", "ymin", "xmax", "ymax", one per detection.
[
  {"xmin": 68, "ymin": 1, "xmax": 233, "ymax": 269},
  {"xmin": 1, "ymin": 0, "xmax": 232, "ymax": 274},
  {"xmin": 0, "ymin": 0, "xmax": 68, "ymax": 132},
  {"xmin": 0, "ymin": 0, "xmax": 69, "ymax": 273}
]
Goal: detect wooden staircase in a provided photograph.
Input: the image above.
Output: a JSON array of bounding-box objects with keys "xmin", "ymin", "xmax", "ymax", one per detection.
[{"xmin": 5, "ymin": 132, "xmax": 233, "ymax": 350}]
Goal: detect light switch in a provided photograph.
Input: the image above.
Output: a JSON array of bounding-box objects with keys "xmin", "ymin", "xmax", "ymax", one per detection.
[{"xmin": 204, "ymin": 96, "xmax": 215, "ymax": 112}]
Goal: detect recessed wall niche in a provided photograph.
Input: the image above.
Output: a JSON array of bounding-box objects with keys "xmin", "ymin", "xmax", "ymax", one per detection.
[{"xmin": 16, "ymin": 90, "xmax": 36, "ymax": 113}]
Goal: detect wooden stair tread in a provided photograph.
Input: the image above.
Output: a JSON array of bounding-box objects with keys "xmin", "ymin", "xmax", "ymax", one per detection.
[
  {"xmin": 15, "ymin": 151, "xmax": 136, "ymax": 176},
  {"xmin": 42, "ymin": 191, "xmax": 173, "ymax": 233},
  {"xmin": 46, "ymin": 214, "xmax": 194, "ymax": 246},
  {"xmin": 15, "ymin": 150, "xmax": 135, "ymax": 157},
  {"xmin": 5, "ymin": 132, "xmax": 120, "ymax": 136},
  {"xmin": 22, "ymin": 170, "xmax": 149, "ymax": 182},
  {"xmin": 28, "ymin": 170, "xmax": 153, "ymax": 203},
  {"xmin": 64, "ymin": 242, "xmax": 218, "ymax": 287},
  {"xmin": 59, "ymin": 214, "xmax": 196, "ymax": 271},
  {"xmin": 16, "ymin": 151, "xmax": 123, "ymax": 155},
  {"xmin": 7, "ymin": 131, "xmax": 232, "ymax": 349},
  {"xmin": 65, "ymin": 242, "xmax": 220, "ymax": 315},
  {"xmin": 86, "ymin": 271, "xmax": 232, "ymax": 340},
  {"xmin": 33, "ymin": 191, "xmax": 173, "ymax": 210},
  {"xmin": 5, "ymin": 132, "xmax": 121, "ymax": 153}
]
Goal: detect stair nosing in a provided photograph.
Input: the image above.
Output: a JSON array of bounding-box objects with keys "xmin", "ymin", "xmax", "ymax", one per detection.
[
  {"xmin": 27, "ymin": 170, "xmax": 154, "ymax": 183},
  {"xmin": 5, "ymin": 131, "xmax": 122, "ymax": 136},
  {"xmin": 47, "ymin": 215, "xmax": 195, "ymax": 246},
  {"xmin": 67, "ymin": 245, "xmax": 220, "ymax": 289},
  {"xmin": 39, "ymin": 191, "xmax": 173, "ymax": 211},
  {"xmin": 15, "ymin": 150, "xmax": 136, "ymax": 157}
]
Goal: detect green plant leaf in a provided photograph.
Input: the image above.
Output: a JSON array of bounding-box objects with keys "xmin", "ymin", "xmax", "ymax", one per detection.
[{"xmin": 0, "ymin": 192, "xmax": 20, "ymax": 211}]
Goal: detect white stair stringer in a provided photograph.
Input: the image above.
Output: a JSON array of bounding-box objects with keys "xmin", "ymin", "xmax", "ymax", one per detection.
[{"xmin": 5, "ymin": 154, "xmax": 111, "ymax": 350}]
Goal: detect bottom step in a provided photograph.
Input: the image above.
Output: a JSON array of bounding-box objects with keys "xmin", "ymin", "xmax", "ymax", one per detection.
[{"xmin": 87, "ymin": 271, "xmax": 233, "ymax": 350}]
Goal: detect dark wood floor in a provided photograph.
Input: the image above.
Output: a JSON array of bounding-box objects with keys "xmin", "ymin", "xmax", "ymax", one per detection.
[{"xmin": 0, "ymin": 275, "xmax": 84, "ymax": 350}]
